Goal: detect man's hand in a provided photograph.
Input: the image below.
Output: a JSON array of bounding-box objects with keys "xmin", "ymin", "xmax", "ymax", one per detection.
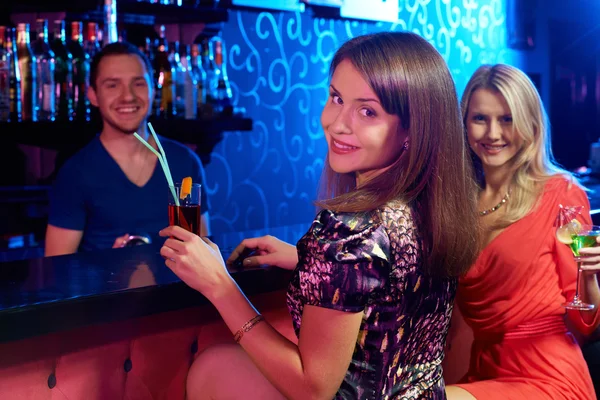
[{"xmin": 112, "ymin": 233, "xmax": 131, "ymax": 248}]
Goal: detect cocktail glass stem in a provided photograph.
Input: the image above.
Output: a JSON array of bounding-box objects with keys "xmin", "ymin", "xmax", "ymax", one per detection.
[
  {"xmin": 564, "ymin": 257, "xmax": 595, "ymax": 310},
  {"xmin": 573, "ymin": 260, "xmax": 583, "ymax": 304}
]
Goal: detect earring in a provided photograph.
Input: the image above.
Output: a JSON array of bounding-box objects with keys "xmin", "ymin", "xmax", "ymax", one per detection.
[{"xmin": 402, "ymin": 141, "xmax": 409, "ymax": 150}]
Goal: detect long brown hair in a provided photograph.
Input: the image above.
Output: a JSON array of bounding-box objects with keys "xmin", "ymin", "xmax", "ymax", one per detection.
[
  {"xmin": 461, "ymin": 64, "xmax": 580, "ymax": 229},
  {"xmin": 317, "ymin": 32, "xmax": 480, "ymax": 277}
]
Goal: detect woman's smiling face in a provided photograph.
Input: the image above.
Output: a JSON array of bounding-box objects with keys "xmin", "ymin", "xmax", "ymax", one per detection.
[{"xmin": 320, "ymin": 59, "xmax": 406, "ymax": 186}]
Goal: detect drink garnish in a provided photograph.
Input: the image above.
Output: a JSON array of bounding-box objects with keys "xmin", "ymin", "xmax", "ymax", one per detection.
[
  {"xmin": 555, "ymin": 204, "xmax": 584, "ymax": 244},
  {"xmin": 556, "ymin": 219, "xmax": 581, "ymax": 245},
  {"xmin": 180, "ymin": 176, "xmax": 192, "ymax": 200}
]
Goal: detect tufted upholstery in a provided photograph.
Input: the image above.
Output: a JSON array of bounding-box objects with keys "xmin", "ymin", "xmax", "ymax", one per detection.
[{"xmin": 0, "ymin": 290, "xmax": 296, "ymax": 400}]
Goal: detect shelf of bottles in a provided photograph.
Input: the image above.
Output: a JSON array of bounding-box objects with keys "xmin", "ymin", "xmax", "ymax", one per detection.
[{"xmin": 0, "ymin": 16, "xmax": 251, "ymax": 151}]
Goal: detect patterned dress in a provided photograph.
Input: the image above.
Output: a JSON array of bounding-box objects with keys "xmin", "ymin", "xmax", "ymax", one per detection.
[{"xmin": 287, "ymin": 201, "xmax": 455, "ymax": 399}]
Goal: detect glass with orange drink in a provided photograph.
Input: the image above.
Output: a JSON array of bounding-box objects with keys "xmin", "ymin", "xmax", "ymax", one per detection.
[{"xmin": 168, "ymin": 176, "xmax": 202, "ymax": 236}]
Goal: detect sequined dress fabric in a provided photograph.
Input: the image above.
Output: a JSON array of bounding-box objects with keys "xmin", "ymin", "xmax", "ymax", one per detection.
[{"xmin": 287, "ymin": 201, "xmax": 455, "ymax": 399}]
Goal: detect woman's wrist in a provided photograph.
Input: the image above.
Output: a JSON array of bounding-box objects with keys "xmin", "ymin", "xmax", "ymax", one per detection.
[
  {"xmin": 234, "ymin": 314, "xmax": 265, "ymax": 343},
  {"xmin": 205, "ymin": 275, "xmax": 241, "ymax": 304}
]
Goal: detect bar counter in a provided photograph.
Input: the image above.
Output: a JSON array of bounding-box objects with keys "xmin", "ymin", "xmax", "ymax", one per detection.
[
  {"xmin": 0, "ymin": 242, "xmax": 296, "ymax": 399},
  {"xmin": 0, "ymin": 242, "xmax": 292, "ymax": 343}
]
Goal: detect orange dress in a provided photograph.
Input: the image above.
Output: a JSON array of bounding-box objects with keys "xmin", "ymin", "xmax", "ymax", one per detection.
[{"xmin": 456, "ymin": 177, "xmax": 598, "ymax": 399}]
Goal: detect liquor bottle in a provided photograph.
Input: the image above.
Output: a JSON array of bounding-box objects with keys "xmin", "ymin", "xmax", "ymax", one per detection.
[
  {"xmin": 51, "ymin": 20, "xmax": 73, "ymax": 121},
  {"xmin": 142, "ymin": 37, "xmax": 154, "ymax": 61},
  {"xmin": 16, "ymin": 23, "xmax": 37, "ymax": 121},
  {"xmin": 97, "ymin": 28, "xmax": 104, "ymax": 45},
  {"xmin": 0, "ymin": 26, "xmax": 11, "ymax": 121},
  {"xmin": 201, "ymin": 38, "xmax": 215, "ymax": 117},
  {"xmin": 6, "ymin": 28, "xmax": 21, "ymax": 122},
  {"xmin": 210, "ymin": 37, "xmax": 232, "ymax": 116},
  {"xmin": 68, "ymin": 21, "xmax": 90, "ymax": 121},
  {"xmin": 153, "ymin": 26, "xmax": 174, "ymax": 118},
  {"xmin": 180, "ymin": 44, "xmax": 197, "ymax": 120},
  {"xmin": 103, "ymin": 0, "xmax": 118, "ymax": 46},
  {"xmin": 190, "ymin": 44, "xmax": 206, "ymax": 117},
  {"xmin": 84, "ymin": 22, "xmax": 102, "ymax": 60},
  {"xmin": 150, "ymin": 39, "xmax": 161, "ymax": 114},
  {"xmin": 170, "ymin": 41, "xmax": 186, "ymax": 118},
  {"xmin": 32, "ymin": 19, "xmax": 56, "ymax": 121}
]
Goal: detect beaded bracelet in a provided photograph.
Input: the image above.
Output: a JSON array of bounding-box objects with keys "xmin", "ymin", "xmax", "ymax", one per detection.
[{"xmin": 234, "ymin": 314, "xmax": 265, "ymax": 343}]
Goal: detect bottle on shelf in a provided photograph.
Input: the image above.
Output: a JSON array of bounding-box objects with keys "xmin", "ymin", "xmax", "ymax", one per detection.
[
  {"xmin": 6, "ymin": 28, "xmax": 22, "ymax": 122},
  {"xmin": 190, "ymin": 43, "xmax": 206, "ymax": 117},
  {"xmin": 84, "ymin": 22, "xmax": 102, "ymax": 60},
  {"xmin": 0, "ymin": 26, "xmax": 11, "ymax": 121},
  {"xmin": 153, "ymin": 26, "xmax": 175, "ymax": 118},
  {"xmin": 210, "ymin": 37, "xmax": 232, "ymax": 116},
  {"xmin": 142, "ymin": 37, "xmax": 154, "ymax": 62},
  {"xmin": 50, "ymin": 20, "xmax": 74, "ymax": 121},
  {"xmin": 201, "ymin": 37, "xmax": 215, "ymax": 118},
  {"xmin": 16, "ymin": 23, "xmax": 37, "ymax": 122},
  {"xmin": 68, "ymin": 21, "xmax": 91, "ymax": 121},
  {"xmin": 32, "ymin": 19, "xmax": 56, "ymax": 122},
  {"xmin": 180, "ymin": 44, "xmax": 198, "ymax": 120},
  {"xmin": 170, "ymin": 41, "xmax": 188, "ymax": 118},
  {"xmin": 104, "ymin": 0, "xmax": 118, "ymax": 46}
]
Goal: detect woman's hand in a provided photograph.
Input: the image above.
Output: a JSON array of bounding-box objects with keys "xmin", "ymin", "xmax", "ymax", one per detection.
[
  {"xmin": 159, "ymin": 226, "xmax": 236, "ymax": 300},
  {"xmin": 579, "ymin": 236, "xmax": 600, "ymax": 272},
  {"xmin": 226, "ymin": 235, "xmax": 299, "ymax": 271},
  {"xmin": 575, "ymin": 236, "xmax": 600, "ymax": 323}
]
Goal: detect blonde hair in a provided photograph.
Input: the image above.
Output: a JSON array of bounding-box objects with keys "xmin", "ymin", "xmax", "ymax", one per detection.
[
  {"xmin": 317, "ymin": 32, "xmax": 480, "ymax": 277},
  {"xmin": 461, "ymin": 64, "xmax": 578, "ymax": 228}
]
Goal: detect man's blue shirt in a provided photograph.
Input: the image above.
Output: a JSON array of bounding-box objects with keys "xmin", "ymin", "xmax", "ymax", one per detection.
[{"xmin": 48, "ymin": 135, "xmax": 209, "ymax": 251}]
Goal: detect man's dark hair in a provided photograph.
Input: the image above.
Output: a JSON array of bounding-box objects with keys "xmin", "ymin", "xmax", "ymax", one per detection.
[{"xmin": 89, "ymin": 41, "xmax": 154, "ymax": 89}]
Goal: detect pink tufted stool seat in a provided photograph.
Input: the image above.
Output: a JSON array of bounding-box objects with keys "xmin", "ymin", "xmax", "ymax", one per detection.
[{"xmin": 0, "ymin": 290, "xmax": 295, "ymax": 400}]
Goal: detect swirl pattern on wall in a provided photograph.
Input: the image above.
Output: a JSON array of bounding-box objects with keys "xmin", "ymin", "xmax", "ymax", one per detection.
[{"xmin": 206, "ymin": 0, "xmax": 515, "ymax": 244}]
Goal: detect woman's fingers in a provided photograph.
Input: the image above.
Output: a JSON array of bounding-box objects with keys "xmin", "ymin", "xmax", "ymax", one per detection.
[{"xmin": 160, "ymin": 245, "xmax": 178, "ymax": 261}]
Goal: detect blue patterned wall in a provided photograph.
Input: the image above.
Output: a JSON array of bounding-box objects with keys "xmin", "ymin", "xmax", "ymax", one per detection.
[{"xmin": 206, "ymin": 0, "xmax": 517, "ymax": 244}]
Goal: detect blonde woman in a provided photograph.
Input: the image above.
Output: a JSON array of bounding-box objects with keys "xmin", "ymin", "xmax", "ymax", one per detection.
[{"xmin": 446, "ymin": 64, "xmax": 599, "ymax": 399}]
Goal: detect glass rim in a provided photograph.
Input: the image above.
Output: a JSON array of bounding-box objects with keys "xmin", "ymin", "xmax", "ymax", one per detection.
[
  {"xmin": 170, "ymin": 183, "xmax": 202, "ymax": 188},
  {"xmin": 576, "ymin": 224, "xmax": 600, "ymax": 235}
]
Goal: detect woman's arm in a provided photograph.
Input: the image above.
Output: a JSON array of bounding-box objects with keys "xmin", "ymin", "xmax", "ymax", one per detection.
[
  {"xmin": 210, "ymin": 282, "xmax": 363, "ymax": 400},
  {"xmin": 560, "ymin": 239, "xmax": 600, "ymax": 333},
  {"xmin": 577, "ymin": 245, "xmax": 600, "ymax": 326},
  {"xmin": 159, "ymin": 226, "xmax": 364, "ymax": 400},
  {"xmin": 226, "ymin": 235, "xmax": 299, "ymax": 270},
  {"xmin": 557, "ymin": 184, "xmax": 600, "ymax": 333}
]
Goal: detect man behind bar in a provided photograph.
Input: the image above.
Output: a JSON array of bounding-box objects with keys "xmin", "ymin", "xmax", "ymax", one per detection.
[{"xmin": 45, "ymin": 41, "xmax": 210, "ymax": 256}]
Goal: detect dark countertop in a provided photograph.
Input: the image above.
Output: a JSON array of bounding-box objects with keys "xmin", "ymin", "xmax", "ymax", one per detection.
[
  {"xmin": 0, "ymin": 243, "xmax": 292, "ymax": 343},
  {"xmin": 2, "ymin": 178, "xmax": 598, "ymax": 343}
]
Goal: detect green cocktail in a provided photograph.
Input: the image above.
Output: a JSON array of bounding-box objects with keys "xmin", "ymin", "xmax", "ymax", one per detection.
[
  {"xmin": 556, "ymin": 223, "xmax": 599, "ymax": 310},
  {"xmin": 570, "ymin": 231, "xmax": 600, "ymax": 259}
]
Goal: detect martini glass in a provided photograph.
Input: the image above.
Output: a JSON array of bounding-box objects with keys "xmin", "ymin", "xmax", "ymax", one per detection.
[{"xmin": 557, "ymin": 223, "xmax": 600, "ymax": 310}]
